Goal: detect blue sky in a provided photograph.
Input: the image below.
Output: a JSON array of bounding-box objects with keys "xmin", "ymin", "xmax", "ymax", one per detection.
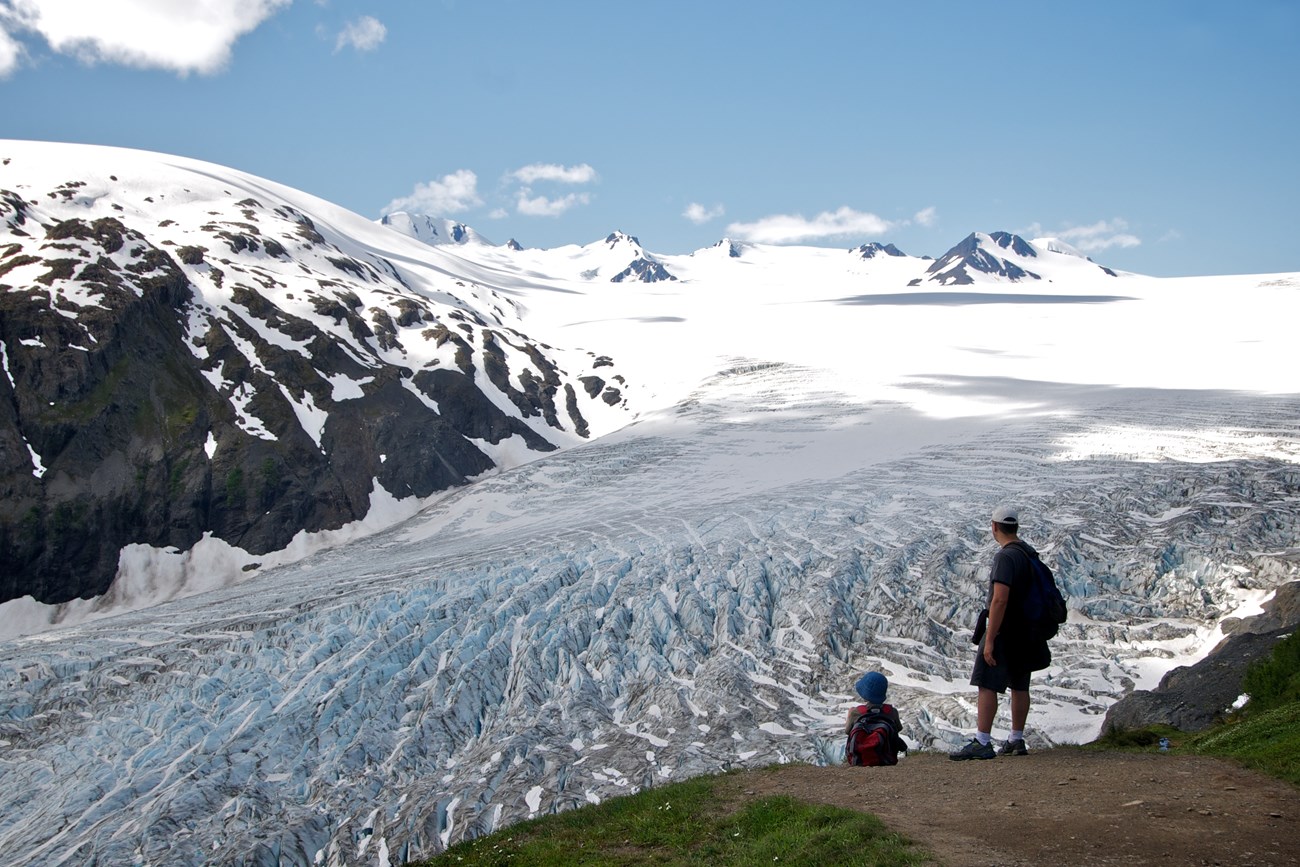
[{"xmin": 1, "ymin": 0, "xmax": 1297, "ymax": 277}]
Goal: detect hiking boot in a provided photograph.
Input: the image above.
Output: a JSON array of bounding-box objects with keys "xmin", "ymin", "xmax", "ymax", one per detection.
[
  {"xmin": 948, "ymin": 738, "xmax": 996, "ymax": 761},
  {"xmin": 998, "ymin": 738, "xmax": 1028, "ymax": 756}
]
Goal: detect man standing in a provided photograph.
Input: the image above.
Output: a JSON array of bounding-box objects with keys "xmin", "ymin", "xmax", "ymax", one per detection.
[{"xmin": 950, "ymin": 504, "xmax": 1043, "ymax": 760}]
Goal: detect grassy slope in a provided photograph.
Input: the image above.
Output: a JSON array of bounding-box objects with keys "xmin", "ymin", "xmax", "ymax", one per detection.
[{"xmin": 410, "ymin": 771, "xmax": 928, "ymax": 866}]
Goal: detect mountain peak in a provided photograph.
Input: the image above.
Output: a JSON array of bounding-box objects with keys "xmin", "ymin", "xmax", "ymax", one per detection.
[
  {"xmin": 851, "ymin": 241, "xmax": 908, "ymax": 260},
  {"xmin": 920, "ymin": 231, "xmax": 1042, "ymax": 285},
  {"xmin": 988, "ymin": 231, "xmax": 1037, "ymax": 258},
  {"xmin": 604, "ymin": 230, "xmax": 643, "ymax": 250}
]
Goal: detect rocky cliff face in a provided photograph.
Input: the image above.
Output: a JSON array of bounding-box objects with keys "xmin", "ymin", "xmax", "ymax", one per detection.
[
  {"xmin": 0, "ymin": 146, "xmax": 631, "ymax": 606},
  {"xmin": 1102, "ymin": 581, "xmax": 1300, "ymax": 732}
]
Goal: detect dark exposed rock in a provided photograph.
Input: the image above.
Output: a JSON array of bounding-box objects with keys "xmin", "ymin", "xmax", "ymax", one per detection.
[
  {"xmin": 1, "ymin": 188, "xmax": 33, "ymax": 228},
  {"xmin": 1221, "ymin": 581, "xmax": 1300, "ymax": 636},
  {"xmin": 47, "ymin": 217, "xmax": 128, "ymax": 254},
  {"xmin": 35, "ymin": 258, "xmax": 79, "ymax": 286},
  {"xmin": 392, "ymin": 298, "xmax": 426, "ymax": 327},
  {"xmin": 925, "ymin": 232, "xmax": 1041, "ymax": 285},
  {"xmin": 612, "ymin": 258, "xmax": 677, "ymax": 283},
  {"xmin": 0, "ymin": 253, "xmax": 40, "ymax": 278},
  {"xmin": 0, "ymin": 243, "xmax": 208, "ymax": 603},
  {"xmin": 293, "ymin": 214, "xmax": 326, "ymax": 245},
  {"xmin": 412, "ymin": 368, "xmax": 555, "ymax": 453},
  {"xmin": 853, "ymin": 242, "xmax": 907, "ymax": 259},
  {"xmin": 327, "ymin": 256, "xmax": 373, "ymax": 282},
  {"xmin": 176, "ymin": 245, "xmax": 206, "ymax": 265},
  {"xmin": 482, "ymin": 331, "xmax": 566, "ymax": 429},
  {"xmin": 369, "ymin": 307, "xmax": 402, "ymax": 352},
  {"xmin": 988, "ymin": 231, "xmax": 1037, "ymax": 258},
  {"xmin": 605, "ymin": 231, "xmax": 641, "ymax": 248},
  {"xmin": 563, "ymin": 383, "xmax": 589, "ymax": 439},
  {"xmin": 1102, "ymin": 581, "xmax": 1300, "ymax": 733}
]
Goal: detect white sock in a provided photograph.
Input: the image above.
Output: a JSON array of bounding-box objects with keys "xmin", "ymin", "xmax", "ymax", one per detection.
[
  {"xmin": 976, "ymin": 731, "xmax": 991, "ymax": 746},
  {"xmin": 1010, "ymin": 730, "xmax": 1024, "ymax": 743}
]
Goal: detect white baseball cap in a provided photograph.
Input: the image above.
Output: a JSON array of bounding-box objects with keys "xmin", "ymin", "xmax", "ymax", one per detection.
[{"xmin": 992, "ymin": 505, "xmax": 1019, "ymax": 524}]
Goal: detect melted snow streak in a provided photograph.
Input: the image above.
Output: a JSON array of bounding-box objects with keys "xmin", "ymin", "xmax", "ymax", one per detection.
[{"xmin": 2, "ymin": 365, "xmax": 1300, "ymax": 866}]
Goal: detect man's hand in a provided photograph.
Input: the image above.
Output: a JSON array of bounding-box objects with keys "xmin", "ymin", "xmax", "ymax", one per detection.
[{"xmin": 983, "ymin": 640, "xmax": 997, "ymax": 667}]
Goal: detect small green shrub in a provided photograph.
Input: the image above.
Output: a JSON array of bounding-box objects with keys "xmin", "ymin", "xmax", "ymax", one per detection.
[
  {"xmin": 225, "ymin": 467, "xmax": 244, "ymax": 503},
  {"xmin": 1089, "ymin": 723, "xmax": 1182, "ymax": 750},
  {"xmin": 1241, "ymin": 629, "xmax": 1300, "ymax": 715}
]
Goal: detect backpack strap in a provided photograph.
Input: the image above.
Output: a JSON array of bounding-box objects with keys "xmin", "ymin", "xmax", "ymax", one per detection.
[{"xmin": 1005, "ymin": 539, "xmax": 1037, "ymax": 565}]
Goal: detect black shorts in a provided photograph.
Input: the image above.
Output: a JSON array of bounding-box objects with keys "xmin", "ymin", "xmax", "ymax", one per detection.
[{"xmin": 970, "ymin": 633, "xmax": 1032, "ymax": 693}]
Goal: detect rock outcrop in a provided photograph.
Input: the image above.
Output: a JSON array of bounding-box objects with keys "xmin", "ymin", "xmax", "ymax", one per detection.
[{"xmin": 1102, "ymin": 581, "xmax": 1300, "ymax": 732}]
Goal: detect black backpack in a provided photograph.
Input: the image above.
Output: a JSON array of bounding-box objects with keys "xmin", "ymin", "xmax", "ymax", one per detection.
[
  {"xmin": 845, "ymin": 706, "xmax": 902, "ymax": 766},
  {"xmin": 1012, "ymin": 542, "xmax": 1068, "ymax": 642}
]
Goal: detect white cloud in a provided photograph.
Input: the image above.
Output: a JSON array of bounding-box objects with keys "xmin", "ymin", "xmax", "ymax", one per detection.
[
  {"xmin": 516, "ymin": 190, "xmax": 591, "ymax": 217},
  {"xmin": 509, "ymin": 163, "xmax": 597, "ymax": 185},
  {"xmin": 0, "ymin": 23, "xmax": 22, "ymax": 77},
  {"xmin": 334, "ymin": 15, "xmax": 385, "ymax": 53},
  {"xmin": 913, "ymin": 206, "xmax": 937, "ymax": 227},
  {"xmin": 500, "ymin": 163, "xmax": 596, "ymax": 216},
  {"xmin": 0, "ymin": 0, "xmax": 290, "ymax": 76},
  {"xmin": 1056, "ymin": 218, "xmax": 1142, "ymax": 252},
  {"xmin": 383, "ymin": 170, "xmax": 483, "ymax": 216},
  {"xmin": 726, "ymin": 207, "xmax": 892, "ymax": 245},
  {"xmin": 683, "ymin": 202, "xmax": 724, "ymax": 224}
]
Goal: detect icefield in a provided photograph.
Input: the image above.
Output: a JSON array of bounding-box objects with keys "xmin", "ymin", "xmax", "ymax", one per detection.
[{"xmin": 3, "ymin": 145, "xmax": 1300, "ymax": 866}]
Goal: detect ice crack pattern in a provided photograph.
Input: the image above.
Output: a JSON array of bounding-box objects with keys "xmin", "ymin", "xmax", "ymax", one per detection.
[{"xmin": 2, "ymin": 363, "xmax": 1298, "ymax": 866}]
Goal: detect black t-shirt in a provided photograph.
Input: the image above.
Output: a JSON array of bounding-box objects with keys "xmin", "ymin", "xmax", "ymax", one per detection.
[{"xmin": 988, "ymin": 540, "xmax": 1037, "ymax": 639}]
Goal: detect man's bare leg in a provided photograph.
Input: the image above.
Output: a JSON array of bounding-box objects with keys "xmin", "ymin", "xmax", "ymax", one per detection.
[{"xmin": 977, "ymin": 686, "xmax": 999, "ymax": 739}]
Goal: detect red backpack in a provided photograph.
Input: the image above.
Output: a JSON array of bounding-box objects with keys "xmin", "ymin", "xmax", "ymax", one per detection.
[{"xmin": 845, "ymin": 705, "xmax": 901, "ymax": 766}]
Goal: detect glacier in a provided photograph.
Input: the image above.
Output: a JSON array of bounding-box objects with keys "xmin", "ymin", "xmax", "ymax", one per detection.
[
  {"xmin": 2, "ymin": 361, "xmax": 1297, "ymax": 866},
  {"xmin": 3, "ymin": 145, "xmax": 1300, "ymax": 865}
]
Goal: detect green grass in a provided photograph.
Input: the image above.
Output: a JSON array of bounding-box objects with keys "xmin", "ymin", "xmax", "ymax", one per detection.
[
  {"xmin": 408, "ymin": 771, "xmax": 927, "ymax": 867},
  {"xmin": 1187, "ymin": 627, "xmax": 1300, "ymax": 785},
  {"xmin": 1188, "ymin": 702, "xmax": 1300, "ymax": 785}
]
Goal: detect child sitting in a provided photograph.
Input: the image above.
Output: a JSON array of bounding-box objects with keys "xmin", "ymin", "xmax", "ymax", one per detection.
[{"xmin": 844, "ymin": 671, "xmax": 908, "ymax": 766}]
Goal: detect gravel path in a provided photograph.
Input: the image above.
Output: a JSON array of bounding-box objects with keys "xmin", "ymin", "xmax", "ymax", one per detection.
[{"xmin": 722, "ymin": 750, "xmax": 1300, "ymax": 866}]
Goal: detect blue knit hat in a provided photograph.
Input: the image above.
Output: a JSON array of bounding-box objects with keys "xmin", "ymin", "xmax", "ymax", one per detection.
[{"xmin": 855, "ymin": 671, "xmax": 888, "ymax": 705}]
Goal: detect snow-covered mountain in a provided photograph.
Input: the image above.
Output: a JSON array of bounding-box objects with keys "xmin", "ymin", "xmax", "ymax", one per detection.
[
  {"xmin": 918, "ymin": 230, "xmax": 1121, "ymax": 285},
  {"xmin": 2, "ymin": 141, "xmax": 1299, "ymax": 867},
  {"xmin": 0, "ymin": 142, "xmax": 632, "ymax": 613}
]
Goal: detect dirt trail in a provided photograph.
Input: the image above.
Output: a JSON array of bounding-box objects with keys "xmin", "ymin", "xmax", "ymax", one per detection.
[{"xmin": 722, "ymin": 750, "xmax": 1300, "ymax": 866}]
